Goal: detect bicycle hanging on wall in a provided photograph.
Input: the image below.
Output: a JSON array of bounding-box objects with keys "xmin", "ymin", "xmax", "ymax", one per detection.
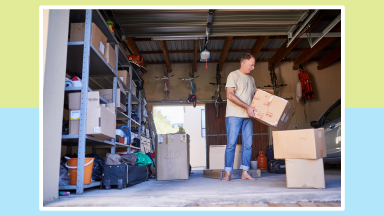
[
  {"xmin": 209, "ymin": 64, "xmax": 226, "ymax": 117},
  {"xmin": 179, "ymin": 65, "xmax": 199, "ymax": 108},
  {"xmin": 264, "ymin": 63, "xmax": 287, "ymax": 94},
  {"xmin": 154, "ymin": 67, "xmax": 174, "ymax": 100}
]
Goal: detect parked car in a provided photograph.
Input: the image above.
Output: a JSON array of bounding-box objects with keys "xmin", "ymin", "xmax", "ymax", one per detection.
[{"xmin": 310, "ymin": 99, "xmax": 341, "ymax": 162}]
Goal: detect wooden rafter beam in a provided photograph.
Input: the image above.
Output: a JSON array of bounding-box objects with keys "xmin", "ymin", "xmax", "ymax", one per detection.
[
  {"xmin": 125, "ymin": 37, "xmax": 140, "ymax": 54},
  {"xmin": 268, "ymin": 10, "xmax": 328, "ymax": 70},
  {"xmin": 293, "ymin": 22, "xmax": 341, "ymax": 70},
  {"xmin": 218, "ymin": 36, "xmax": 233, "ymax": 71},
  {"xmin": 250, "ymin": 36, "xmax": 269, "ymax": 58},
  {"xmin": 125, "ymin": 37, "xmax": 147, "ymax": 71},
  {"xmin": 194, "ymin": 40, "xmax": 198, "ymax": 72},
  {"xmin": 160, "ymin": 40, "xmax": 172, "ymax": 72},
  {"xmin": 267, "ymin": 38, "xmax": 301, "ymax": 70},
  {"xmin": 293, "ymin": 37, "xmax": 337, "ymax": 70},
  {"xmin": 317, "ymin": 45, "xmax": 341, "ymax": 70}
]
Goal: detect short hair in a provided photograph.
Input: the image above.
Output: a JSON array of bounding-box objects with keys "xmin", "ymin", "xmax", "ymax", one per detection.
[{"xmin": 240, "ymin": 53, "xmax": 255, "ymax": 64}]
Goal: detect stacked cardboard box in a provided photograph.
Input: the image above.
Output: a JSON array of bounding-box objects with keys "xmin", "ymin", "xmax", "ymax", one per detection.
[
  {"xmin": 68, "ymin": 91, "xmax": 116, "ymax": 140},
  {"xmin": 272, "ymin": 128, "xmax": 327, "ymax": 188},
  {"xmin": 93, "ymin": 79, "xmax": 127, "ymax": 112},
  {"xmin": 155, "ymin": 133, "xmax": 190, "ymax": 180},
  {"xmin": 118, "ymin": 70, "xmax": 131, "ymax": 87}
]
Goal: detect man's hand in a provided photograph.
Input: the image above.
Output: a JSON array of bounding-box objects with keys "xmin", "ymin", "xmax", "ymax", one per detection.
[{"xmin": 246, "ymin": 106, "xmax": 257, "ymax": 118}]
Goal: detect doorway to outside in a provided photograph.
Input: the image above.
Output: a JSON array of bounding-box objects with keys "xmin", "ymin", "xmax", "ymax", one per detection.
[{"xmin": 153, "ymin": 105, "xmax": 206, "ymax": 169}]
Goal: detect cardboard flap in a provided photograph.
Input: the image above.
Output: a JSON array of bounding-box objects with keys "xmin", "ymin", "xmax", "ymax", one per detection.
[{"xmin": 106, "ymin": 103, "xmax": 115, "ymax": 114}]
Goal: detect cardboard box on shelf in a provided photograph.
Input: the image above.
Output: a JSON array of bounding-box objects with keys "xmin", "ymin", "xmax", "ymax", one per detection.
[
  {"xmin": 68, "ymin": 93, "xmax": 81, "ymax": 110},
  {"xmin": 203, "ymin": 169, "xmax": 261, "ymax": 179},
  {"xmin": 69, "ymin": 23, "xmax": 107, "ymax": 58},
  {"xmin": 86, "ymin": 92, "xmax": 116, "ymax": 140},
  {"xmin": 67, "ymin": 92, "xmax": 116, "ymax": 140},
  {"xmin": 209, "ymin": 145, "xmax": 242, "ymax": 170},
  {"xmin": 155, "ymin": 134, "xmax": 190, "ymax": 180},
  {"xmin": 105, "ymin": 43, "xmax": 116, "ymax": 71},
  {"xmin": 285, "ymin": 158, "xmax": 325, "ymax": 189},
  {"xmin": 131, "ymin": 81, "xmax": 137, "ymax": 97},
  {"xmin": 250, "ymin": 89, "xmax": 295, "ymax": 130},
  {"xmin": 118, "ymin": 70, "xmax": 131, "ymax": 87},
  {"xmin": 272, "ymin": 128, "xmax": 326, "ymax": 159},
  {"xmin": 94, "ymin": 80, "xmax": 127, "ymax": 112}
]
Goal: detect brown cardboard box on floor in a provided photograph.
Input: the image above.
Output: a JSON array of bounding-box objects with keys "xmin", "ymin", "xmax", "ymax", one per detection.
[
  {"xmin": 70, "ymin": 23, "xmax": 108, "ymax": 58},
  {"xmin": 118, "ymin": 70, "xmax": 131, "ymax": 87},
  {"xmin": 285, "ymin": 158, "xmax": 325, "ymax": 189},
  {"xmin": 209, "ymin": 145, "xmax": 242, "ymax": 169},
  {"xmin": 105, "ymin": 43, "xmax": 116, "ymax": 71},
  {"xmin": 250, "ymin": 89, "xmax": 295, "ymax": 130},
  {"xmin": 272, "ymin": 128, "xmax": 327, "ymax": 159},
  {"xmin": 155, "ymin": 134, "xmax": 190, "ymax": 180}
]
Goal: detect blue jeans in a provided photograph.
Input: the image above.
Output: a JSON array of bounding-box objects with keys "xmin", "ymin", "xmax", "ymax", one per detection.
[{"xmin": 224, "ymin": 117, "xmax": 253, "ymax": 172}]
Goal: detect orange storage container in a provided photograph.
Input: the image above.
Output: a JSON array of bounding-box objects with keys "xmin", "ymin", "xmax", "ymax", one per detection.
[{"xmin": 66, "ymin": 157, "xmax": 94, "ymax": 185}]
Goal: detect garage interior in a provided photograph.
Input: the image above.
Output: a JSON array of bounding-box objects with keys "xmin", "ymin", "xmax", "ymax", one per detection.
[{"xmin": 43, "ymin": 8, "xmax": 342, "ymax": 207}]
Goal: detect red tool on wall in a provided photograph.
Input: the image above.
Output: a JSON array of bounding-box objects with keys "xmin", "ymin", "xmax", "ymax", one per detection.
[{"xmin": 298, "ymin": 64, "xmax": 314, "ymax": 103}]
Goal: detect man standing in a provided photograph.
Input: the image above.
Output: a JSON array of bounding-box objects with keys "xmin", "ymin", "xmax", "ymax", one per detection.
[{"xmin": 222, "ymin": 53, "xmax": 257, "ymax": 182}]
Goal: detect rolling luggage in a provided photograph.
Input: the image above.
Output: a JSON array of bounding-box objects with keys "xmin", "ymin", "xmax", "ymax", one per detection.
[{"xmin": 103, "ymin": 163, "xmax": 148, "ymax": 189}]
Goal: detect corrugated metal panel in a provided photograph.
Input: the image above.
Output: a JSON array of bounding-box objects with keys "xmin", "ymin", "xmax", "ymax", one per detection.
[
  {"xmin": 226, "ymin": 52, "xmax": 244, "ymax": 61},
  {"xmin": 210, "ymin": 52, "xmax": 221, "ymax": 61},
  {"xmin": 258, "ymin": 52, "xmax": 276, "ymax": 60},
  {"xmin": 285, "ymin": 51, "xmax": 304, "ymax": 60},
  {"xmin": 295, "ymin": 39, "xmax": 310, "ymax": 49},
  {"xmin": 166, "ymin": 40, "xmax": 195, "ymax": 51},
  {"xmin": 115, "ymin": 9, "xmax": 307, "ymax": 37},
  {"xmin": 206, "ymin": 40, "xmax": 224, "ymax": 50},
  {"xmin": 211, "ymin": 26, "xmax": 290, "ymax": 36},
  {"xmin": 262, "ymin": 39, "xmax": 287, "ymax": 49},
  {"xmin": 213, "ymin": 12, "xmax": 304, "ymax": 25},
  {"xmin": 135, "ymin": 41, "xmax": 162, "ymax": 51},
  {"xmin": 170, "ymin": 53, "xmax": 194, "ymax": 62},
  {"xmin": 142, "ymin": 54, "xmax": 164, "ymax": 62},
  {"xmin": 230, "ymin": 39, "xmax": 256, "ymax": 49}
]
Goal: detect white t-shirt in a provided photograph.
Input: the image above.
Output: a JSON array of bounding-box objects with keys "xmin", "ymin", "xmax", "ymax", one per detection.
[{"xmin": 225, "ymin": 70, "xmax": 256, "ymax": 118}]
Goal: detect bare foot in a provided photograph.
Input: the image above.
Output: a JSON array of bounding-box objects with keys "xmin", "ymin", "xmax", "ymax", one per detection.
[
  {"xmin": 222, "ymin": 172, "xmax": 232, "ymax": 182},
  {"xmin": 241, "ymin": 171, "xmax": 256, "ymax": 180}
]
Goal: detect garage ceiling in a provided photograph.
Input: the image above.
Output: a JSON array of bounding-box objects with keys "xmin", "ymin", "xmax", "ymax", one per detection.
[{"xmin": 102, "ymin": 9, "xmax": 341, "ymax": 72}]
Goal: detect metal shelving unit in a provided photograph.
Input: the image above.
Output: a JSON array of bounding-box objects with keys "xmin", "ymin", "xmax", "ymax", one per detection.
[{"xmin": 60, "ymin": 9, "xmax": 149, "ymax": 194}]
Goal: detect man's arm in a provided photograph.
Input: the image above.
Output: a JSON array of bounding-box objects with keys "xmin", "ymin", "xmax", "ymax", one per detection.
[{"xmin": 226, "ymin": 87, "xmax": 257, "ymax": 118}]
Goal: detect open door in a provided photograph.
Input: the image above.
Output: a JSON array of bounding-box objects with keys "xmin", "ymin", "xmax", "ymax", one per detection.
[{"xmin": 205, "ymin": 103, "xmax": 269, "ymax": 169}]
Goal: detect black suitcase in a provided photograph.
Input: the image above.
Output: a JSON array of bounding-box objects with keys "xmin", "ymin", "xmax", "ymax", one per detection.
[
  {"xmin": 267, "ymin": 159, "xmax": 286, "ymax": 174},
  {"xmin": 103, "ymin": 163, "xmax": 148, "ymax": 189}
]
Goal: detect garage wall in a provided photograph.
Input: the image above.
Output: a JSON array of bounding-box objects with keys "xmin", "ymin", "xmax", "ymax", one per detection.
[
  {"xmin": 144, "ymin": 60, "xmax": 341, "ymax": 132},
  {"xmin": 43, "ymin": 9, "xmax": 70, "ymax": 204}
]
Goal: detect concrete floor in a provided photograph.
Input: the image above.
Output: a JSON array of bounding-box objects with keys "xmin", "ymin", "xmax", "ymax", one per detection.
[{"xmin": 45, "ymin": 168, "xmax": 341, "ymax": 207}]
